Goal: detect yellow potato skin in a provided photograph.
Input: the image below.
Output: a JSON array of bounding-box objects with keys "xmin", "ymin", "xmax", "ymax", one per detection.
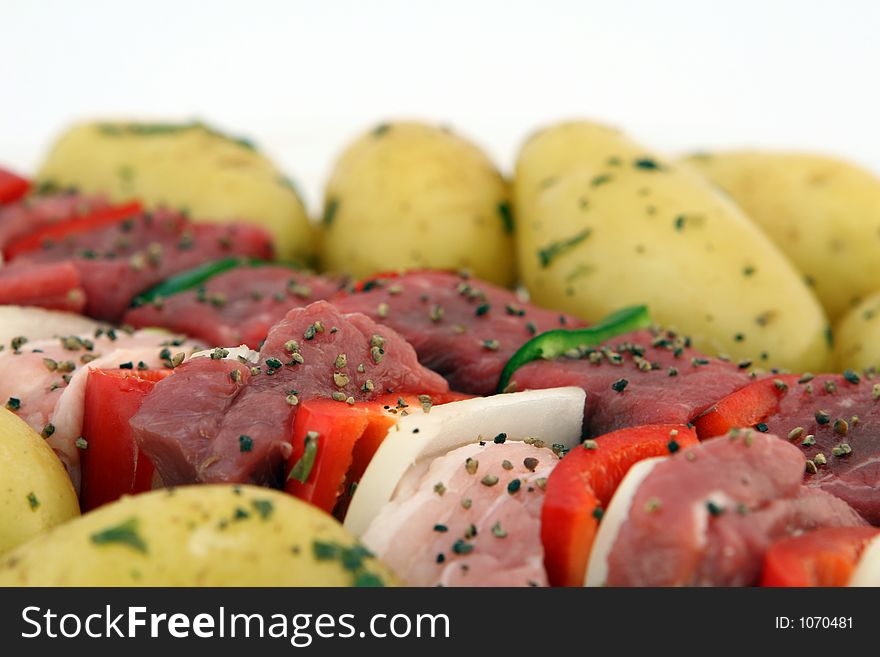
[
  {"xmin": 685, "ymin": 151, "xmax": 880, "ymax": 322},
  {"xmin": 0, "ymin": 408, "xmax": 79, "ymax": 554},
  {"xmin": 321, "ymin": 122, "xmax": 515, "ymax": 285},
  {"xmin": 834, "ymin": 291, "xmax": 880, "ymax": 372},
  {"xmin": 0, "ymin": 485, "xmax": 395, "ymax": 587},
  {"xmin": 37, "ymin": 121, "xmax": 315, "ymax": 262},
  {"xmin": 514, "ymin": 122, "xmax": 831, "ymax": 372}
]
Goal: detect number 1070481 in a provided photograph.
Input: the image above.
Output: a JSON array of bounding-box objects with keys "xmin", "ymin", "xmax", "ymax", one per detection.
[{"xmin": 775, "ymin": 617, "xmax": 853, "ymax": 629}]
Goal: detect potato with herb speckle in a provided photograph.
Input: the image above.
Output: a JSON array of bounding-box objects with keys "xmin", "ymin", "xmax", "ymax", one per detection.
[
  {"xmin": 0, "ymin": 485, "xmax": 394, "ymax": 586},
  {"xmin": 37, "ymin": 120, "xmax": 315, "ymax": 262},
  {"xmin": 0, "ymin": 407, "xmax": 79, "ymax": 554},
  {"xmin": 685, "ymin": 151, "xmax": 880, "ymax": 321},
  {"xmin": 320, "ymin": 121, "xmax": 515, "ymax": 285},
  {"xmin": 833, "ymin": 290, "xmax": 880, "ymax": 372},
  {"xmin": 513, "ymin": 121, "xmax": 831, "ymax": 372}
]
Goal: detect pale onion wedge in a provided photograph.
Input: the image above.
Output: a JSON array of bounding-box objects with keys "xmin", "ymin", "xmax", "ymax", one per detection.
[
  {"xmin": 585, "ymin": 456, "xmax": 666, "ymax": 587},
  {"xmin": 343, "ymin": 387, "xmax": 586, "ymax": 538},
  {"xmin": 0, "ymin": 306, "xmax": 104, "ymax": 347},
  {"xmin": 849, "ymin": 534, "xmax": 880, "ymax": 586}
]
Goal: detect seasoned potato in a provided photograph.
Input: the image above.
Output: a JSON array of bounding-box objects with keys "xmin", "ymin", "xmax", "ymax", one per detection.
[
  {"xmin": 834, "ymin": 290, "xmax": 880, "ymax": 372},
  {"xmin": 685, "ymin": 151, "xmax": 880, "ymax": 321},
  {"xmin": 514, "ymin": 121, "xmax": 831, "ymax": 372},
  {"xmin": 321, "ymin": 121, "xmax": 515, "ymax": 285},
  {"xmin": 0, "ymin": 484, "xmax": 394, "ymax": 586},
  {"xmin": 0, "ymin": 407, "xmax": 79, "ymax": 554},
  {"xmin": 37, "ymin": 121, "xmax": 315, "ymax": 262}
]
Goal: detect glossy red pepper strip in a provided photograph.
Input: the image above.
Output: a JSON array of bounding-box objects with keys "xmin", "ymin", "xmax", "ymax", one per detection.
[
  {"xmin": 761, "ymin": 527, "xmax": 880, "ymax": 587},
  {"xmin": 541, "ymin": 423, "xmax": 699, "ymax": 587},
  {"xmin": 3, "ymin": 200, "xmax": 143, "ymax": 260},
  {"xmin": 692, "ymin": 375, "xmax": 800, "ymax": 440},
  {"xmin": 0, "ymin": 168, "xmax": 30, "ymax": 205},
  {"xmin": 80, "ymin": 367, "xmax": 171, "ymax": 510}
]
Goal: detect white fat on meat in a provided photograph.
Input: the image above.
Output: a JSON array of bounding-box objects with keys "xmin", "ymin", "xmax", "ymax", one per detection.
[
  {"xmin": 189, "ymin": 344, "xmax": 260, "ymax": 363},
  {"xmin": 362, "ymin": 441, "xmax": 558, "ymax": 587},
  {"xmin": 0, "ymin": 330, "xmax": 202, "ymax": 489}
]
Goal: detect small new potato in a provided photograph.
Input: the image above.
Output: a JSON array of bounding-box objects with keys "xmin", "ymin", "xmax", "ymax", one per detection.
[
  {"xmin": 834, "ymin": 290, "xmax": 880, "ymax": 372},
  {"xmin": 514, "ymin": 121, "xmax": 831, "ymax": 373},
  {"xmin": 0, "ymin": 407, "xmax": 79, "ymax": 554},
  {"xmin": 37, "ymin": 121, "xmax": 315, "ymax": 262},
  {"xmin": 321, "ymin": 121, "xmax": 515, "ymax": 286},
  {"xmin": 685, "ymin": 151, "xmax": 880, "ymax": 321},
  {"xmin": 0, "ymin": 484, "xmax": 395, "ymax": 586}
]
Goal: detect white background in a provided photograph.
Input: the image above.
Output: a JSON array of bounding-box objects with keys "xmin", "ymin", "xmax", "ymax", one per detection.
[{"xmin": 2, "ymin": 0, "xmax": 878, "ymax": 210}]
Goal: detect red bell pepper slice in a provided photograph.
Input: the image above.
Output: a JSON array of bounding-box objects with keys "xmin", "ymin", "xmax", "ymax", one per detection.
[
  {"xmin": 3, "ymin": 200, "xmax": 142, "ymax": 260},
  {"xmin": 761, "ymin": 527, "xmax": 880, "ymax": 587},
  {"xmin": 80, "ymin": 367, "xmax": 172, "ymax": 511},
  {"xmin": 285, "ymin": 391, "xmax": 471, "ymax": 517},
  {"xmin": 0, "ymin": 168, "xmax": 30, "ymax": 205},
  {"xmin": 692, "ymin": 374, "xmax": 800, "ymax": 440},
  {"xmin": 541, "ymin": 423, "xmax": 699, "ymax": 587},
  {"xmin": 338, "ymin": 268, "xmax": 448, "ymax": 296},
  {"xmin": 285, "ymin": 399, "xmax": 372, "ymax": 514}
]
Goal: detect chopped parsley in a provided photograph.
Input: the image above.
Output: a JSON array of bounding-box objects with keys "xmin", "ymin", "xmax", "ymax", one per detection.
[
  {"xmin": 497, "ymin": 201, "xmax": 514, "ymax": 234},
  {"xmin": 97, "ymin": 120, "xmax": 256, "ymax": 150},
  {"xmin": 312, "ymin": 540, "xmax": 384, "ymax": 587},
  {"xmin": 633, "ymin": 158, "xmax": 663, "ymax": 170},
  {"xmin": 251, "ymin": 499, "xmax": 274, "ymax": 520},
  {"xmin": 537, "ymin": 228, "xmax": 592, "ymax": 268},
  {"xmin": 323, "ymin": 198, "xmax": 340, "ymax": 227},
  {"xmin": 288, "ymin": 431, "xmax": 318, "ymax": 483},
  {"xmin": 353, "ymin": 572, "xmax": 385, "ymax": 587},
  {"xmin": 90, "ymin": 517, "xmax": 148, "ymax": 553}
]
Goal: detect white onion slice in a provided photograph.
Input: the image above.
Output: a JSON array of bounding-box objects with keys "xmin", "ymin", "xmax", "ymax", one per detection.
[
  {"xmin": 0, "ymin": 305, "xmax": 104, "ymax": 346},
  {"xmin": 849, "ymin": 534, "xmax": 880, "ymax": 586},
  {"xmin": 585, "ymin": 456, "xmax": 666, "ymax": 587},
  {"xmin": 343, "ymin": 387, "xmax": 586, "ymax": 537}
]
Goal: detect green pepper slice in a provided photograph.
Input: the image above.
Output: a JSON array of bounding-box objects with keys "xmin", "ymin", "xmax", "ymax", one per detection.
[
  {"xmin": 133, "ymin": 257, "xmax": 298, "ymax": 306},
  {"xmin": 497, "ymin": 305, "xmax": 651, "ymax": 393}
]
